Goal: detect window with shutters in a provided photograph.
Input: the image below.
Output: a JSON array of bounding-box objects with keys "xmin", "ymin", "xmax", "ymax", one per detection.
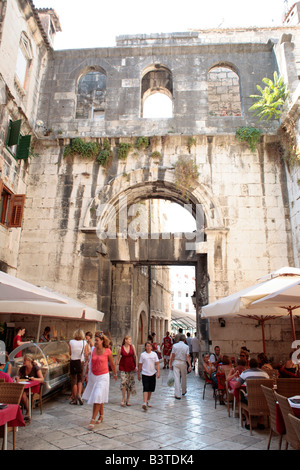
[
  {"xmin": 0, "ymin": 182, "xmax": 25, "ymax": 228},
  {"xmin": 6, "ymin": 119, "xmax": 31, "ymax": 160},
  {"xmin": 15, "ymin": 32, "xmax": 33, "ymax": 91}
]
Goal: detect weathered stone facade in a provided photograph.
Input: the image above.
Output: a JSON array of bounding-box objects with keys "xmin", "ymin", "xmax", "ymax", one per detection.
[{"xmin": 0, "ymin": 0, "xmax": 300, "ymax": 359}]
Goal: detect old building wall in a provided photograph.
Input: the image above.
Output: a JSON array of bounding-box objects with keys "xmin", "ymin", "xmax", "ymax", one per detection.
[
  {"xmin": 0, "ymin": 0, "xmax": 52, "ymax": 273},
  {"xmin": 1, "ymin": 1, "xmax": 300, "ymax": 358},
  {"xmin": 16, "ymin": 130, "xmax": 298, "ymax": 358}
]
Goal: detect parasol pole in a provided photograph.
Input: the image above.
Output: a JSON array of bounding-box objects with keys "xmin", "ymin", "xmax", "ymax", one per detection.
[
  {"xmin": 287, "ymin": 306, "xmax": 297, "ymax": 342},
  {"xmin": 260, "ymin": 317, "xmax": 266, "ymax": 355}
]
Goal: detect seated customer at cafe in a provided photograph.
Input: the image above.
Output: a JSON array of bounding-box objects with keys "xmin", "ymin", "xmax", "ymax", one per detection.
[
  {"xmin": 234, "ymin": 358, "xmax": 269, "ymax": 430},
  {"xmin": 257, "ymin": 353, "xmax": 273, "ymax": 372},
  {"xmin": 18, "ymin": 354, "xmax": 44, "ymax": 421},
  {"xmin": 0, "ymin": 370, "xmax": 13, "ymax": 383},
  {"xmin": 279, "ymin": 352, "xmax": 299, "ymax": 377}
]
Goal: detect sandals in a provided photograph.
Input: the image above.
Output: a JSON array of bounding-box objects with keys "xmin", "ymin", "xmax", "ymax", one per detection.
[
  {"xmin": 126, "ymin": 402, "xmax": 131, "ymax": 406},
  {"xmin": 88, "ymin": 419, "xmax": 95, "ymax": 430},
  {"xmin": 120, "ymin": 402, "xmax": 126, "ymax": 407},
  {"xmin": 96, "ymin": 415, "xmax": 103, "ymax": 424}
]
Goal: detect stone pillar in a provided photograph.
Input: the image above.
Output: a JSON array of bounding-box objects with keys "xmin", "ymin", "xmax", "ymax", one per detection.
[{"xmin": 110, "ymin": 263, "xmax": 134, "ymax": 347}]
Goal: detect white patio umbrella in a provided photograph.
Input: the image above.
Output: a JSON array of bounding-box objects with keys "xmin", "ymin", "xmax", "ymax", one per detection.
[
  {"xmin": 201, "ymin": 267, "xmax": 300, "ymax": 353},
  {"xmin": 249, "ymin": 279, "xmax": 300, "ymax": 342},
  {"xmin": 0, "ymin": 272, "xmax": 104, "ymax": 341},
  {"xmin": 0, "ymin": 271, "xmax": 68, "ymax": 303}
]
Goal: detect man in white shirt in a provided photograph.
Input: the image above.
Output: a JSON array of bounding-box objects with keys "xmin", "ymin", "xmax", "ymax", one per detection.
[{"xmin": 170, "ymin": 335, "xmax": 192, "ymax": 399}]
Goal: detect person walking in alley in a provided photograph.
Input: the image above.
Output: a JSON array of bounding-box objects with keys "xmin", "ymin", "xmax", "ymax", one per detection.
[
  {"xmin": 83, "ymin": 332, "xmax": 117, "ymax": 430},
  {"xmin": 116, "ymin": 335, "xmax": 137, "ymax": 406},
  {"xmin": 170, "ymin": 334, "xmax": 192, "ymax": 399},
  {"xmin": 138, "ymin": 341, "xmax": 160, "ymax": 411},
  {"xmin": 69, "ymin": 329, "xmax": 89, "ymax": 405},
  {"xmin": 161, "ymin": 331, "xmax": 173, "ymax": 369},
  {"xmin": 191, "ymin": 332, "xmax": 200, "ymax": 369}
]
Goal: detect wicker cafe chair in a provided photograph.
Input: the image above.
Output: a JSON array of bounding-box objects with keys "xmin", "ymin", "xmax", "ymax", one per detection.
[
  {"xmin": 277, "ymin": 378, "xmax": 300, "ymax": 398},
  {"xmin": 226, "ymin": 380, "xmax": 235, "ymax": 417},
  {"xmin": 239, "ymin": 379, "xmax": 273, "ymax": 435},
  {"xmin": 261, "ymin": 385, "xmax": 283, "ymax": 450},
  {"xmin": 202, "ymin": 371, "xmax": 217, "ymax": 400},
  {"xmin": 0, "ymin": 383, "xmax": 25, "ymax": 450},
  {"xmin": 31, "ymin": 381, "xmax": 44, "ymax": 415},
  {"xmin": 288, "ymin": 414, "xmax": 300, "ymax": 444},
  {"xmin": 274, "ymin": 392, "xmax": 300, "ymax": 450},
  {"xmin": 215, "ymin": 372, "xmax": 227, "ymax": 409},
  {"xmin": 0, "ymin": 382, "xmax": 25, "ymax": 404}
]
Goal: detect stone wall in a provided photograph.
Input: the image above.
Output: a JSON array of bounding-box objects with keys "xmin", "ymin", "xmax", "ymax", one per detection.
[{"xmin": 1, "ymin": 1, "xmax": 300, "ymax": 360}]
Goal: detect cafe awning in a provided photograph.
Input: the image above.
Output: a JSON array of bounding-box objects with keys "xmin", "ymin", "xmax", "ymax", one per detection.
[{"xmin": 0, "ymin": 272, "xmax": 104, "ymax": 322}]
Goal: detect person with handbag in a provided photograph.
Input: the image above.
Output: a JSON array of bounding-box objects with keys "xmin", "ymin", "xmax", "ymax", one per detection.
[
  {"xmin": 116, "ymin": 335, "xmax": 137, "ymax": 406},
  {"xmin": 69, "ymin": 329, "xmax": 89, "ymax": 405},
  {"xmin": 83, "ymin": 332, "xmax": 117, "ymax": 430}
]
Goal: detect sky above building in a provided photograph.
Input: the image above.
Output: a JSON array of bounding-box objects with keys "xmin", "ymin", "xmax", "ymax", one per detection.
[{"xmin": 33, "ymin": 0, "xmax": 292, "ymax": 50}]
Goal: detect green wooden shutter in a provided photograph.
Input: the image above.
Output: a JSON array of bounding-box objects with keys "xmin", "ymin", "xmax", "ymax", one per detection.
[
  {"xmin": 16, "ymin": 134, "xmax": 31, "ymax": 160},
  {"xmin": 6, "ymin": 119, "xmax": 22, "ymax": 147}
]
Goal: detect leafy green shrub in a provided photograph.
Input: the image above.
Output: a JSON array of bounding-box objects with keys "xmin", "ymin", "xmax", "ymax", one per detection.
[
  {"xmin": 96, "ymin": 138, "xmax": 113, "ymax": 167},
  {"xmin": 63, "ymin": 137, "xmax": 100, "ymax": 159},
  {"xmin": 249, "ymin": 72, "xmax": 289, "ymax": 121},
  {"xmin": 136, "ymin": 137, "xmax": 149, "ymax": 150},
  {"xmin": 117, "ymin": 142, "xmax": 132, "ymax": 160},
  {"xmin": 235, "ymin": 127, "xmax": 262, "ymax": 152}
]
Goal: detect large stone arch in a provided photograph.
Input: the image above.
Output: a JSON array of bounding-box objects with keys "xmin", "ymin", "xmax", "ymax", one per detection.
[
  {"xmin": 81, "ymin": 167, "xmax": 225, "ymax": 232},
  {"xmin": 80, "ymin": 168, "xmax": 226, "ymax": 351}
]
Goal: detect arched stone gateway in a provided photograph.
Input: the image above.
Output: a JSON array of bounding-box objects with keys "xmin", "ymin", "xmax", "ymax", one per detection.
[{"xmin": 79, "ymin": 169, "xmax": 226, "ymax": 351}]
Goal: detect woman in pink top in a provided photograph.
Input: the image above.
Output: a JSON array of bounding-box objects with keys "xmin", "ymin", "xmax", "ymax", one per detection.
[
  {"xmin": 83, "ymin": 332, "xmax": 117, "ymax": 430},
  {"xmin": 116, "ymin": 336, "xmax": 137, "ymax": 407}
]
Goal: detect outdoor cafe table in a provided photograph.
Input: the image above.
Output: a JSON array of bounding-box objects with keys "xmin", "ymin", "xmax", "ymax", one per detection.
[
  {"xmin": 276, "ymin": 395, "xmax": 300, "ymax": 434},
  {"xmin": 0, "ymin": 404, "xmax": 25, "ymax": 450},
  {"xmin": 18, "ymin": 380, "xmax": 40, "ymax": 418}
]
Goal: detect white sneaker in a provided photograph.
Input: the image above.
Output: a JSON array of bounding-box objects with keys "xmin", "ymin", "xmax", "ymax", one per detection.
[{"xmin": 142, "ymin": 403, "xmax": 147, "ymax": 411}]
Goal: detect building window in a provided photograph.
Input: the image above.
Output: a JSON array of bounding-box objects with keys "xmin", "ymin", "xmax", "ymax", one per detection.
[
  {"xmin": 76, "ymin": 70, "xmax": 106, "ymax": 119},
  {"xmin": 6, "ymin": 119, "xmax": 31, "ymax": 160},
  {"xmin": 15, "ymin": 32, "xmax": 32, "ymax": 90},
  {"xmin": 0, "ymin": 182, "xmax": 25, "ymax": 228},
  {"xmin": 141, "ymin": 65, "xmax": 173, "ymax": 118},
  {"xmin": 208, "ymin": 64, "xmax": 242, "ymax": 117}
]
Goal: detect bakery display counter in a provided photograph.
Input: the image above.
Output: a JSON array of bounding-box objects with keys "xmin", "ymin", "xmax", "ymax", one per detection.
[{"xmin": 9, "ymin": 341, "xmax": 70, "ymax": 395}]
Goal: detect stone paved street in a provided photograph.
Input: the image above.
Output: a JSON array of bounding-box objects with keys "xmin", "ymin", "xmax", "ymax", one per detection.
[{"xmin": 4, "ymin": 367, "xmax": 285, "ymax": 451}]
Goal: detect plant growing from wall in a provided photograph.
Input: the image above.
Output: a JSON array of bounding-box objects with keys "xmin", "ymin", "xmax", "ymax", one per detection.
[
  {"xmin": 63, "ymin": 137, "xmax": 101, "ymax": 159},
  {"xmin": 173, "ymin": 156, "xmax": 199, "ymax": 200},
  {"xmin": 150, "ymin": 151, "xmax": 161, "ymax": 159},
  {"xmin": 235, "ymin": 127, "xmax": 262, "ymax": 152},
  {"xmin": 136, "ymin": 136, "xmax": 149, "ymax": 150},
  {"xmin": 187, "ymin": 137, "xmax": 196, "ymax": 153},
  {"xmin": 279, "ymin": 117, "xmax": 300, "ymax": 166},
  {"xmin": 96, "ymin": 138, "xmax": 113, "ymax": 167},
  {"xmin": 249, "ymin": 71, "xmax": 289, "ymax": 121},
  {"xmin": 117, "ymin": 142, "xmax": 132, "ymax": 160}
]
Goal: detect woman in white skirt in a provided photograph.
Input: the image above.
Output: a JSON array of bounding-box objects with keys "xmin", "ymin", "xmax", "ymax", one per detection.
[{"xmin": 83, "ymin": 332, "xmax": 117, "ymax": 430}]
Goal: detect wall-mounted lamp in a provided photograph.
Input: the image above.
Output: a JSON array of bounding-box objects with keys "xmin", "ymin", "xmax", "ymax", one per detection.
[
  {"xmin": 218, "ymin": 317, "xmax": 226, "ymax": 327},
  {"xmin": 191, "ymin": 291, "xmax": 196, "ymax": 309}
]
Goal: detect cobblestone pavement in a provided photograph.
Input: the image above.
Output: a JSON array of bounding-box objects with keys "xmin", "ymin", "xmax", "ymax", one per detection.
[{"xmin": 6, "ymin": 368, "xmax": 284, "ymax": 451}]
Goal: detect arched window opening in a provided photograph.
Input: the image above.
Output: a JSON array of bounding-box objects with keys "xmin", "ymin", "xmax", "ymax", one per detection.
[
  {"xmin": 208, "ymin": 65, "xmax": 242, "ymax": 117},
  {"xmin": 143, "ymin": 92, "xmax": 173, "ymax": 118},
  {"xmin": 76, "ymin": 70, "xmax": 106, "ymax": 120},
  {"xmin": 141, "ymin": 66, "xmax": 173, "ymax": 118}
]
